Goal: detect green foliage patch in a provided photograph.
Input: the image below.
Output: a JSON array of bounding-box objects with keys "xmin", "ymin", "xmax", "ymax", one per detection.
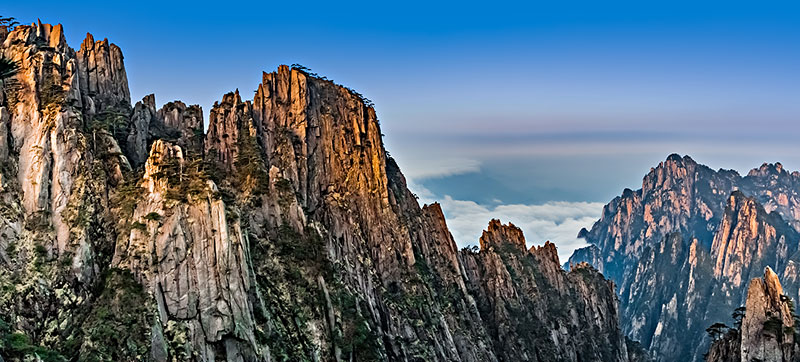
[
  {"xmin": 78, "ymin": 268, "xmax": 154, "ymax": 361},
  {"xmin": 0, "ymin": 317, "xmax": 66, "ymax": 361}
]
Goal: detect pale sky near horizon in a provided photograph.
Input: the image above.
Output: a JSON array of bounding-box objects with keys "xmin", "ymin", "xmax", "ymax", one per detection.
[{"xmin": 5, "ymin": 1, "xmax": 800, "ymax": 261}]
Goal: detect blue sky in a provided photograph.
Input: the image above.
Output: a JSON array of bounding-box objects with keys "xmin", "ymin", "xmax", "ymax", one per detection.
[{"xmin": 5, "ymin": 1, "xmax": 800, "ymax": 259}]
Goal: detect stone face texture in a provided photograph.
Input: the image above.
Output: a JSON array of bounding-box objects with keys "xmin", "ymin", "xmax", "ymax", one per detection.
[
  {"xmin": 0, "ymin": 21, "xmax": 130, "ymax": 277},
  {"xmin": 569, "ymin": 154, "xmax": 800, "ymax": 362},
  {"xmin": 711, "ymin": 191, "xmax": 798, "ymax": 294},
  {"xmin": 158, "ymin": 100, "xmax": 203, "ymax": 154},
  {"xmin": 479, "ymin": 219, "xmax": 528, "ymax": 252},
  {"xmin": 0, "ymin": 21, "xmax": 636, "ymax": 362},
  {"xmin": 126, "ymin": 94, "xmax": 203, "ymax": 167},
  {"xmin": 126, "ymin": 94, "xmax": 158, "ymax": 166},
  {"xmin": 706, "ymin": 268, "xmax": 799, "ymax": 362},
  {"xmin": 0, "ymin": 21, "xmax": 133, "ymax": 360},
  {"xmin": 205, "ymin": 90, "xmax": 251, "ymax": 172},
  {"xmin": 75, "ymin": 31, "xmax": 130, "ymax": 114},
  {"xmin": 113, "ymin": 140, "xmax": 259, "ymax": 361}
]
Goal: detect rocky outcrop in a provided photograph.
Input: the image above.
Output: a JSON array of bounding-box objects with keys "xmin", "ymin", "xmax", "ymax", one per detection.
[
  {"xmin": 706, "ymin": 268, "xmax": 799, "ymax": 362},
  {"xmin": 75, "ymin": 32, "xmax": 130, "ymax": 114},
  {"xmin": 711, "ymin": 191, "xmax": 800, "ymax": 296},
  {"xmin": 479, "ymin": 219, "xmax": 527, "ymax": 252},
  {"xmin": 126, "ymin": 94, "xmax": 202, "ymax": 167},
  {"xmin": 740, "ymin": 268, "xmax": 796, "ymax": 362},
  {"xmin": 0, "ymin": 20, "xmax": 638, "ymax": 362},
  {"xmin": 111, "ymin": 140, "xmax": 259, "ymax": 361},
  {"xmin": 205, "ymin": 90, "xmax": 252, "ymax": 172},
  {"xmin": 0, "ymin": 20, "xmax": 133, "ymax": 360},
  {"xmin": 461, "ymin": 221, "xmax": 632, "ymax": 362},
  {"xmin": 158, "ymin": 100, "xmax": 203, "ymax": 154},
  {"xmin": 126, "ymin": 94, "xmax": 158, "ymax": 166}
]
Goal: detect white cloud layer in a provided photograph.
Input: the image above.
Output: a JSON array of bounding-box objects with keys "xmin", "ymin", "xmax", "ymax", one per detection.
[
  {"xmin": 396, "ymin": 155, "xmax": 605, "ymax": 263},
  {"xmin": 419, "ymin": 193, "xmax": 603, "ymax": 263},
  {"xmin": 390, "ymin": 152, "xmax": 482, "ymax": 180}
]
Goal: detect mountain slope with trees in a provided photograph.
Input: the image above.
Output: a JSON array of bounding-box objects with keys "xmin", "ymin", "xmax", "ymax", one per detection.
[{"xmin": 0, "ymin": 18, "xmax": 645, "ymax": 362}]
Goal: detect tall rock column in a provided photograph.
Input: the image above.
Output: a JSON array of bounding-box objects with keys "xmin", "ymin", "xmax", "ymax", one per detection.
[
  {"xmin": 706, "ymin": 267, "xmax": 799, "ymax": 362},
  {"xmin": 740, "ymin": 267, "xmax": 796, "ymax": 362},
  {"xmin": 126, "ymin": 94, "xmax": 158, "ymax": 166},
  {"xmin": 75, "ymin": 32, "xmax": 130, "ymax": 114}
]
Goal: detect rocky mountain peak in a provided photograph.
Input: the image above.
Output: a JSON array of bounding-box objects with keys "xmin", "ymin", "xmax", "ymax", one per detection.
[
  {"xmin": 75, "ymin": 31, "xmax": 130, "ymax": 114},
  {"xmin": 762, "ymin": 266, "xmax": 784, "ymax": 301},
  {"xmin": 158, "ymin": 100, "xmax": 204, "ymax": 154},
  {"xmin": 479, "ymin": 219, "xmax": 527, "ymax": 252},
  {"xmin": 1, "ymin": 19, "xmax": 641, "ymax": 362},
  {"xmin": 666, "ymin": 153, "xmax": 684, "ymax": 162},
  {"xmin": 531, "ymin": 240, "xmax": 561, "ymax": 266},
  {"xmin": 748, "ymin": 162, "xmax": 787, "ymax": 178},
  {"xmin": 741, "ymin": 266, "xmax": 797, "ymax": 361},
  {"xmin": 642, "ymin": 154, "xmax": 697, "ymax": 195},
  {"xmin": 567, "ymin": 152, "xmax": 800, "ymax": 361}
]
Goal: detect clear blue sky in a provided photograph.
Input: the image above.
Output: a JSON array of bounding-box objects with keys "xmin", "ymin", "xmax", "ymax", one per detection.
[{"xmin": 5, "ymin": 1, "xmax": 800, "ymax": 258}]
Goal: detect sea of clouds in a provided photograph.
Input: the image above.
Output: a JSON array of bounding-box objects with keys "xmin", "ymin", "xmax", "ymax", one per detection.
[{"xmin": 409, "ymin": 178, "xmax": 603, "ymax": 262}]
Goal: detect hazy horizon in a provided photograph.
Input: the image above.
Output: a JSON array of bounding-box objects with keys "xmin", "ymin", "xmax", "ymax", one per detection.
[{"xmin": 6, "ymin": 0, "xmax": 800, "ymax": 260}]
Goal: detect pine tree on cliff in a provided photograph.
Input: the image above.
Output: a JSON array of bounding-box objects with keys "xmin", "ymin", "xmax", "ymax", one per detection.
[
  {"xmin": 0, "ymin": 16, "xmax": 18, "ymax": 80},
  {"xmin": 0, "ymin": 57, "xmax": 17, "ymax": 80},
  {"xmin": 0, "ymin": 15, "xmax": 19, "ymax": 32},
  {"xmin": 0, "ymin": 18, "xmax": 19, "ymax": 107}
]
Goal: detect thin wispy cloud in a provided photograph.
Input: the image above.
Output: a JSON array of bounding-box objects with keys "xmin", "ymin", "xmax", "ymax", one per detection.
[{"xmin": 391, "ymin": 153, "xmax": 481, "ymax": 180}]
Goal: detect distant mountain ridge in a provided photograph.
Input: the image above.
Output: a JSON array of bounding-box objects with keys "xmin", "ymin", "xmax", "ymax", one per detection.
[{"xmin": 569, "ymin": 154, "xmax": 800, "ymax": 361}]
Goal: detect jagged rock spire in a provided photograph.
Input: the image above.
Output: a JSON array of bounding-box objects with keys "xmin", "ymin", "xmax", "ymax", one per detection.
[
  {"xmin": 75, "ymin": 31, "xmax": 130, "ymax": 113},
  {"xmin": 125, "ymin": 93, "xmax": 205, "ymax": 167},
  {"xmin": 479, "ymin": 219, "xmax": 527, "ymax": 252},
  {"xmin": 707, "ymin": 267, "xmax": 798, "ymax": 362}
]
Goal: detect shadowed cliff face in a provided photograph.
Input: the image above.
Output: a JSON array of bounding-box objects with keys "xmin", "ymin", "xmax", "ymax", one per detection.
[
  {"xmin": 569, "ymin": 155, "xmax": 800, "ymax": 362},
  {"xmin": 0, "ymin": 21, "xmax": 639, "ymax": 362}
]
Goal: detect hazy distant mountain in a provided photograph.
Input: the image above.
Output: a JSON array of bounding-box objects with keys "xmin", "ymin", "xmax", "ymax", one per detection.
[{"xmin": 569, "ymin": 154, "xmax": 800, "ymax": 361}]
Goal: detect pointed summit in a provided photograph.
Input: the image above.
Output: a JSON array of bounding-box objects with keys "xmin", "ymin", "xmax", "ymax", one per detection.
[
  {"xmin": 740, "ymin": 267, "xmax": 795, "ymax": 362},
  {"xmin": 479, "ymin": 219, "xmax": 527, "ymax": 252}
]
